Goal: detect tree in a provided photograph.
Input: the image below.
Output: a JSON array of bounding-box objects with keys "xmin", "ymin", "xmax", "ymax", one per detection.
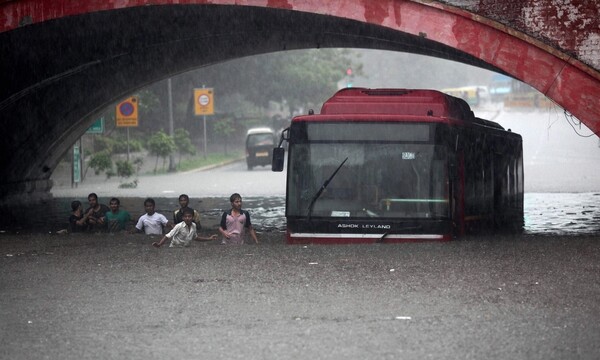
[
  {"xmin": 89, "ymin": 150, "xmax": 112, "ymax": 176},
  {"xmin": 115, "ymin": 160, "xmax": 134, "ymax": 178},
  {"xmin": 212, "ymin": 117, "xmax": 236, "ymax": 154},
  {"xmin": 136, "ymin": 88, "xmax": 163, "ymax": 135},
  {"xmin": 174, "ymin": 128, "xmax": 196, "ymax": 164},
  {"xmin": 147, "ymin": 130, "xmax": 175, "ymax": 173},
  {"xmin": 350, "ymin": 49, "xmax": 493, "ymax": 90},
  {"xmin": 101, "ymin": 49, "xmax": 362, "ymax": 158},
  {"xmin": 178, "ymin": 49, "xmax": 360, "ymax": 119},
  {"xmin": 257, "ymin": 49, "xmax": 360, "ymax": 116}
]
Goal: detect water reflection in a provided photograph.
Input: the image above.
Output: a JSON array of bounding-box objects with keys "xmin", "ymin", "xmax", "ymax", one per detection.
[
  {"xmin": 1, "ymin": 193, "xmax": 599, "ymax": 236},
  {"xmin": 524, "ymin": 193, "xmax": 600, "ymax": 235}
]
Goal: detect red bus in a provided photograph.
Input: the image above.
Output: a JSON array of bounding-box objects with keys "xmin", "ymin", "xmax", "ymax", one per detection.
[{"xmin": 272, "ymin": 88, "xmax": 523, "ymax": 244}]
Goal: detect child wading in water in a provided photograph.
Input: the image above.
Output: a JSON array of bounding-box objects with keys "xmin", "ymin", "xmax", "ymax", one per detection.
[
  {"xmin": 69, "ymin": 200, "xmax": 89, "ymax": 233},
  {"xmin": 219, "ymin": 193, "xmax": 259, "ymax": 245},
  {"xmin": 132, "ymin": 198, "xmax": 172, "ymax": 235},
  {"xmin": 152, "ymin": 207, "xmax": 217, "ymax": 248}
]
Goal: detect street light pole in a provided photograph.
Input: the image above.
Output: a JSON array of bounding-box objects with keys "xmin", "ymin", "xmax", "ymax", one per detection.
[
  {"xmin": 203, "ymin": 85, "xmax": 207, "ymax": 159},
  {"xmin": 168, "ymin": 77, "xmax": 176, "ymax": 172},
  {"xmin": 203, "ymin": 114, "xmax": 207, "ymax": 159}
]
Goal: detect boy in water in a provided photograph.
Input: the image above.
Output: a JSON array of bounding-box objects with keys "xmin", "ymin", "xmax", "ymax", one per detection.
[
  {"xmin": 69, "ymin": 200, "xmax": 89, "ymax": 233},
  {"xmin": 152, "ymin": 207, "xmax": 217, "ymax": 247},
  {"xmin": 132, "ymin": 198, "xmax": 172, "ymax": 235},
  {"xmin": 85, "ymin": 193, "xmax": 109, "ymax": 232},
  {"xmin": 105, "ymin": 197, "xmax": 131, "ymax": 233},
  {"xmin": 219, "ymin": 193, "xmax": 259, "ymax": 245},
  {"xmin": 173, "ymin": 194, "xmax": 202, "ymax": 227}
]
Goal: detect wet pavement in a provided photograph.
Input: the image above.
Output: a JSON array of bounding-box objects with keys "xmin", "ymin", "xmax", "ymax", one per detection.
[{"xmin": 1, "ymin": 232, "xmax": 599, "ymax": 359}]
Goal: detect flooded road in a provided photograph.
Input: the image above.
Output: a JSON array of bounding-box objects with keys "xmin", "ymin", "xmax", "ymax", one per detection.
[
  {"xmin": 0, "ymin": 157, "xmax": 597, "ymax": 236},
  {"xmin": 2, "ymin": 192, "xmax": 599, "ymax": 238},
  {"xmin": 525, "ymin": 192, "xmax": 600, "ymax": 235}
]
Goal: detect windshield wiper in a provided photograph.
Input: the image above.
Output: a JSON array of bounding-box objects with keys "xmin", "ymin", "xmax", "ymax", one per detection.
[
  {"xmin": 377, "ymin": 232, "xmax": 389, "ymax": 243},
  {"xmin": 307, "ymin": 157, "xmax": 348, "ymax": 221},
  {"xmin": 376, "ymin": 226, "xmax": 424, "ymax": 243}
]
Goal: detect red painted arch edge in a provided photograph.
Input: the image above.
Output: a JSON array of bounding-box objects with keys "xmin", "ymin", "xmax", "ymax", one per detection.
[{"xmin": 1, "ymin": 0, "xmax": 598, "ymax": 135}]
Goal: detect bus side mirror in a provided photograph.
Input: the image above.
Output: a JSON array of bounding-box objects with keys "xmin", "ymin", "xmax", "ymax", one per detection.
[{"xmin": 272, "ymin": 147, "xmax": 285, "ymax": 172}]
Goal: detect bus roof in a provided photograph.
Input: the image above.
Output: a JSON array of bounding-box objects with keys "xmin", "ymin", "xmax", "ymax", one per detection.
[{"xmin": 320, "ymin": 88, "xmax": 475, "ymax": 122}]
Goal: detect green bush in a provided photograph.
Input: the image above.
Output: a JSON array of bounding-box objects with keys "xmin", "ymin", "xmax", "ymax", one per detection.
[
  {"xmin": 94, "ymin": 136, "xmax": 114, "ymax": 152},
  {"xmin": 89, "ymin": 150, "xmax": 112, "ymax": 175},
  {"xmin": 112, "ymin": 138, "xmax": 144, "ymax": 154},
  {"xmin": 133, "ymin": 157, "xmax": 144, "ymax": 174},
  {"xmin": 119, "ymin": 179, "xmax": 138, "ymax": 188},
  {"xmin": 115, "ymin": 160, "xmax": 134, "ymax": 178}
]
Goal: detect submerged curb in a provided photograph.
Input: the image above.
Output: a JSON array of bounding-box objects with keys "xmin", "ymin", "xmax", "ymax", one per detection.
[{"xmin": 179, "ymin": 156, "xmax": 245, "ymax": 174}]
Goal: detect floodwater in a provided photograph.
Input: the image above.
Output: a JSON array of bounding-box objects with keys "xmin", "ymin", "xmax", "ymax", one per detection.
[
  {"xmin": 524, "ymin": 192, "xmax": 600, "ymax": 235},
  {"xmin": 2, "ymin": 193, "xmax": 599, "ymax": 237}
]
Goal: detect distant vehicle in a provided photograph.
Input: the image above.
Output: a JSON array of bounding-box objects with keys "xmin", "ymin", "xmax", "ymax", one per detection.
[
  {"xmin": 489, "ymin": 74, "xmax": 512, "ymax": 102},
  {"xmin": 489, "ymin": 74, "xmax": 553, "ymax": 108},
  {"xmin": 272, "ymin": 88, "xmax": 524, "ymax": 244},
  {"xmin": 246, "ymin": 127, "xmax": 276, "ymax": 170}
]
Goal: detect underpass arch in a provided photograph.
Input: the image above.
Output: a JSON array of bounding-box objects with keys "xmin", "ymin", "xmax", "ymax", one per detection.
[{"xmin": 0, "ymin": 1, "xmax": 598, "ymax": 201}]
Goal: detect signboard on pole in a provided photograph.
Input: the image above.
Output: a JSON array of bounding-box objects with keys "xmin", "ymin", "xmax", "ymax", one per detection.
[
  {"xmin": 73, "ymin": 145, "xmax": 81, "ymax": 183},
  {"xmin": 116, "ymin": 97, "xmax": 139, "ymax": 127},
  {"xmin": 194, "ymin": 88, "xmax": 214, "ymax": 115},
  {"xmin": 86, "ymin": 117, "xmax": 104, "ymax": 134}
]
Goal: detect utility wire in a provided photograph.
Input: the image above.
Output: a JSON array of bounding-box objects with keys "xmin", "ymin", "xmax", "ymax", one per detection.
[{"xmin": 563, "ymin": 110, "xmax": 600, "ymax": 138}]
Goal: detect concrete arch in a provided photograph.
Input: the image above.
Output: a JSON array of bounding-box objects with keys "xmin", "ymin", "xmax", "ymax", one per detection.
[{"xmin": 0, "ymin": 1, "xmax": 598, "ymax": 201}]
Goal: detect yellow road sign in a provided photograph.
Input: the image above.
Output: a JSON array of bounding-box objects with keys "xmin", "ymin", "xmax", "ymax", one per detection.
[
  {"xmin": 194, "ymin": 88, "xmax": 214, "ymax": 115},
  {"xmin": 116, "ymin": 97, "xmax": 138, "ymax": 127}
]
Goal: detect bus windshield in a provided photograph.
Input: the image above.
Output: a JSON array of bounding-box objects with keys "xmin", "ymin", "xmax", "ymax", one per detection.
[{"xmin": 287, "ymin": 123, "xmax": 449, "ymax": 219}]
